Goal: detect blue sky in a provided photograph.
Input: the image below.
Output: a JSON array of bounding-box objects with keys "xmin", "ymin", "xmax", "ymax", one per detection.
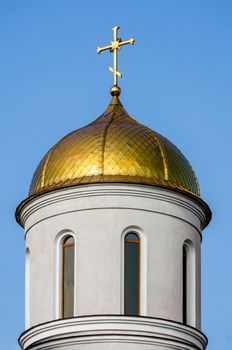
[{"xmin": 0, "ymin": 1, "xmax": 231, "ymax": 349}]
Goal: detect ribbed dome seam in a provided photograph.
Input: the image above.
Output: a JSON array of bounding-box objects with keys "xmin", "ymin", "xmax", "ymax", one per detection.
[
  {"xmin": 99, "ymin": 111, "xmax": 115, "ymax": 175},
  {"xmin": 41, "ymin": 145, "xmax": 56, "ymax": 189},
  {"xmin": 151, "ymin": 132, "xmax": 168, "ymax": 181}
]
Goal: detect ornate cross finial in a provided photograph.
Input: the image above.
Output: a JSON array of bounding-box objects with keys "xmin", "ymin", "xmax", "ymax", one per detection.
[{"xmin": 97, "ymin": 26, "xmax": 135, "ymax": 93}]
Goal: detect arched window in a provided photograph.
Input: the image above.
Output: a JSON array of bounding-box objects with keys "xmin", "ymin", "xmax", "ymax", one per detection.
[
  {"xmin": 124, "ymin": 233, "xmax": 140, "ymax": 315},
  {"xmin": 183, "ymin": 241, "xmax": 195, "ymax": 326},
  {"xmin": 183, "ymin": 244, "xmax": 187, "ymax": 324},
  {"xmin": 25, "ymin": 248, "xmax": 30, "ymax": 328},
  {"xmin": 61, "ymin": 236, "xmax": 75, "ymax": 318}
]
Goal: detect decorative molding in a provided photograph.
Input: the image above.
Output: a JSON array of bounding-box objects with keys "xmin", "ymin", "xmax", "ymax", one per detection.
[
  {"xmin": 19, "ymin": 184, "xmax": 207, "ymax": 233},
  {"xmin": 19, "ymin": 315, "xmax": 207, "ymax": 350}
]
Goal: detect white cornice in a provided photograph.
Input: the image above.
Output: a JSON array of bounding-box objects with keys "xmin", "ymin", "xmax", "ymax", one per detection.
[
  {"xmin": 19, "ymin": 184, "xmax": 208, "ymax": 233},
  {"xmin": 19, "ymin": 315, "xmax": 207, "ymax": 350}
]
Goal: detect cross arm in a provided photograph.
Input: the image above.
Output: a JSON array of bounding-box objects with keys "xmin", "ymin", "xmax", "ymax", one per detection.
[
  {"xmin": 118, "ymin": 37, "xmax": 135, "ymax": 48},
  {"xmin": 97, "ymin": 44, "xmax": 113, "ymax": 54}
]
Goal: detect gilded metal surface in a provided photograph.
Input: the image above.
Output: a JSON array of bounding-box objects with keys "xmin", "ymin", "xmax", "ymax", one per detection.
[
  {"xmin": 97, "ymin": 26, "xmax": 135, "ymax": 86},
  {"xmin": 29, "ymin": 96, "xmax": 200, "ymax": 198}
]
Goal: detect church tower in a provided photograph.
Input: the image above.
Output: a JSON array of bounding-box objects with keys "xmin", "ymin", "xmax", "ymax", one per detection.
[{"xmin": 16, "ymin": 27, "xmax": 211, "ymax": 350}]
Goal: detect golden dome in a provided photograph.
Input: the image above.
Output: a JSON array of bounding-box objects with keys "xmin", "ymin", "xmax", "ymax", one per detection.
[{"xmin": 29, "ymin": 95, "xmax": 200, "ymax": 198}]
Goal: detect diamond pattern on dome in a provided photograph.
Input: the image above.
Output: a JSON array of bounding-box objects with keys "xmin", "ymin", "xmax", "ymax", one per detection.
[{"xmin": 29, "ymin": 95, "xmax": 200, "ymax": 197}]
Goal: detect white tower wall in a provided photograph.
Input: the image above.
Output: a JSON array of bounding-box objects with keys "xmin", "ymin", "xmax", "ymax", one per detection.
[{"xmin": 18, "ymin": 183, "xmax": 208, "ymax": 350}]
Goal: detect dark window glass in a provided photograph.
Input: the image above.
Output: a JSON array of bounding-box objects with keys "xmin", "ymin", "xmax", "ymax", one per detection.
[
  {"xmin": 183, "ymin": 245, "xmax": 187, "ymax": 324},
  {"xmin": 124, "ymin": 233, "xmax": 140, "ymax": 315},
  {"xmin": 62, "ymin": 236, "xmax": 74, "ymax": 318}
]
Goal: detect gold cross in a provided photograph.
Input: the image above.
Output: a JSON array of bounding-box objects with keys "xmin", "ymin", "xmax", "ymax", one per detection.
[{"xmin": 97, "ymin": 26, "xmax": 135, "ymax": 86}]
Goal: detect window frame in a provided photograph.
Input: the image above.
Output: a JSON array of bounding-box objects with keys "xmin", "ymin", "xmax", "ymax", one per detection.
[
  {"xmin": 124, "ymin": 232, "xmax": 141, "ymax": 316},
  {"xmin": 61, "ymin": 235, "xmax": 75, "ymax": 319}
]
